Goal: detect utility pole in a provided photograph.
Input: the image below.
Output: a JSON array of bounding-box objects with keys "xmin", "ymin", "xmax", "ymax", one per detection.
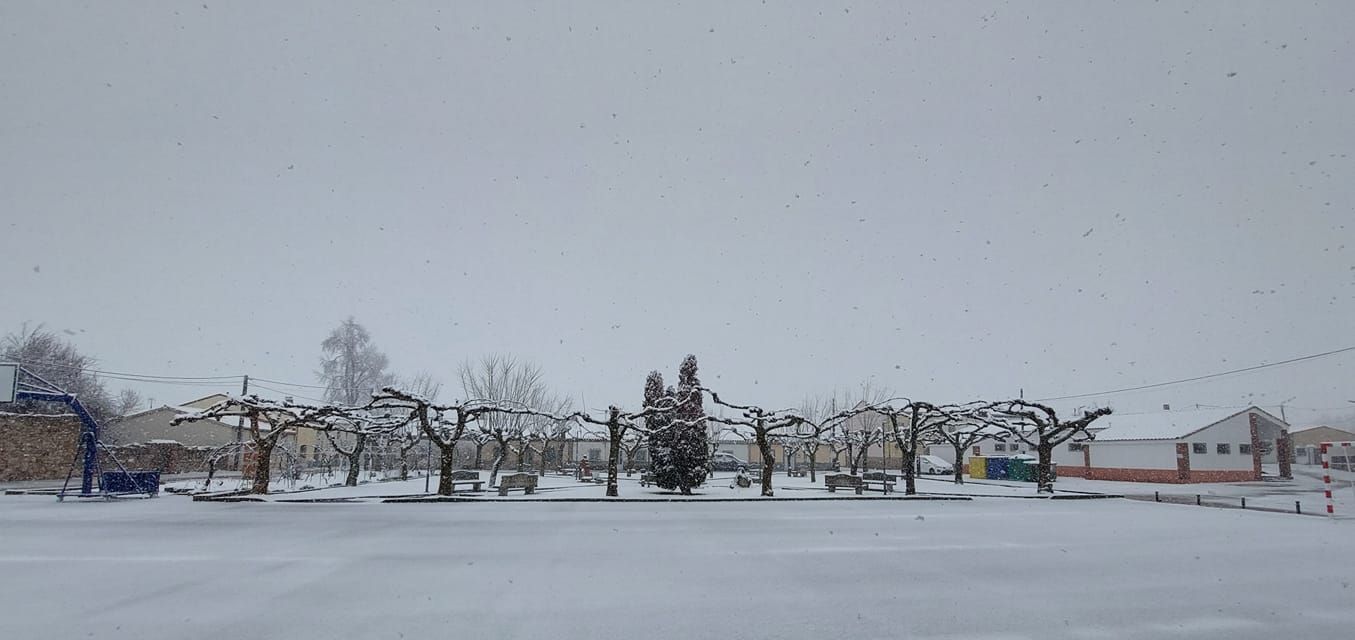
[
  {"xmin": 1279, "ymin": 396, "xmax": 1296, "ymax": 425},
  {"xmin": 237, "ymin": 375, "xmax": 248, "ymax": 469}
]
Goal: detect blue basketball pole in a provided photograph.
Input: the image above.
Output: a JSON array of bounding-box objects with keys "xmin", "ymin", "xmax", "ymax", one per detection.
[{"xmin": 16, "ymin": 390, "xmax": 101, "ymax": 496}]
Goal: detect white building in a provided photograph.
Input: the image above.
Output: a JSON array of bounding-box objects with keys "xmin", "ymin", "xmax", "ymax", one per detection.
[{"xmin": 1061, "ymin": 406, "xmax": 1291, "ymax": 483}]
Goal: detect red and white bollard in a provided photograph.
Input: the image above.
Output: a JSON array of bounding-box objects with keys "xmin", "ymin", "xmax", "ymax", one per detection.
[{"xmin": 1321, "ymin": 441, "xmax": 1354, "ymax": 519}]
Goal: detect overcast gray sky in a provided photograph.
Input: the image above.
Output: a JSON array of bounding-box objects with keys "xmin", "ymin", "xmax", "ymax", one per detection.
[{"xmin": 2, "ymin": 1, "xmax": 1352, "ymax": 425}]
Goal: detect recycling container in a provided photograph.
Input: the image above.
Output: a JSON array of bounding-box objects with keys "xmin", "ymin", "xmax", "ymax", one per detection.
[{"xmin": 986, "ymin": 456, "xmax": 1010, "ymax": 480}]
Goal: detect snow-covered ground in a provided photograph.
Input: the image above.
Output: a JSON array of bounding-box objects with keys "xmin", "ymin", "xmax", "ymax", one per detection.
[
  {"xmin": 0, "ymin": 495, "xmax": 1350, "ymax": 640},
  {"xmin": 164, "ymin": 470, "xmax": 1091, "ymax": 501},
  {"xmin": 159, "ymin": 466, "xmax": 1355, "ymax": 516},
  {"xmin": 1053, "ymin": 466, "xmax": 1355, "ymax": 515}
]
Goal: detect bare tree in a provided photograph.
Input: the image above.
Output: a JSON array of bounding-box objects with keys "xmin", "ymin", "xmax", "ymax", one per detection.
[
  {"xmin": 365, "ymin": 387, "xmax": 547, "ymax": 496},
  {"xmin": 172, "ymin": 395, "xmax": 322, "ymax": 494},
  {"xmin": 800, "ymin": 392, "xmax": 863, "ymax": 482},
  {"xmin": 620, "ymin": 427, "xmax": 645, "ymax": 476},
  {"xmin": 323, "ymin": 427, "xmax": 369, "ymax": 487},
  {"xmin": 467, "ymin": 429, "xmax": 493, "ymax": 469},
  {"xmin": 979, "ymin": 400, "xmax": 1113, "ymax": 493},
  {"xmin": 2, "ymin": 323, "xmax": 115, "ymax": 421},
  {"xmin": 571, "ymin": 398, "xmax": 687, "ymax": 497},
  {"xmin": 931, "ymin": 406, "xmax": 997, "ymax": 485},
  {"xmin": 113, "ymin": 388, "xmax": 145, "ymax": 416},
  {"xmin": 704, "ymin": 421, "xmax": 732, "ymax": 479},
  {"xmin": 459, "ymin": 355, "xmax": 554, "ymax": 490},
  {"xmin": 384, "ymin": 373, "xmax": 441, "ymax": 481},
  {"xmin": 702, "ymin": 388, "xmax": 866, "ymax": 497},
  {"xmin": 317, "ymin": 317, "xmax": 392, "ymax": 483},
  {"xmin": 877, "ymin": 401, "xmax": 959, "ymax": 495},
  {"xmin": 832, "ymin": 425, "xmax": 883, "ymax": 476},
  {"xmin": 527, "ymin": 402, "xmax": 574, "ymax": 476}
]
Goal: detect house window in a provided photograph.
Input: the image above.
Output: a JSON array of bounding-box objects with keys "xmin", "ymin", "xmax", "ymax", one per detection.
[
  {"xmin": 994, "ymin": 443, "xmax": 1006, "ymax": 452},
  {"xmin": 1216, "ymin": 443, "xmax": 1230, "ymax": 455},
  {"xmin": 1192, "ymin": 443, "xmax": 1207, "ymax": 454},
  {"xmin": 1068, "ymin": 443, "xmax": 1084, "ymax": 452},
  {"xmin": 1239, "ymin": 444, "xmax": 1252, "ymax": 455}
]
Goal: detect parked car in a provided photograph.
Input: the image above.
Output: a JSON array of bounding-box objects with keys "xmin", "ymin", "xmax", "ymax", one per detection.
[
  {"xmin": 917, "ymin": 455, "xmax": 954, "ymax": 475},
  {"xmin": 710, "ymin": 452, "xmax": 748, "ymax": 471}
]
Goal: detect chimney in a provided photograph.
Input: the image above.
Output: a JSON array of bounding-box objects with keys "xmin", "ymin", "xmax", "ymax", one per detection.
[{"xmin": 1162, "ymin": 403, "xmax": 1171, "ymax": 411}]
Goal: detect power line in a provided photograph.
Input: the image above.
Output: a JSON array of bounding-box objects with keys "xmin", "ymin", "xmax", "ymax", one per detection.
[
  {"xmin": 249, "ymin": 377, "xmax": 332, "ymax": 390},
  {"xmin": 6, "ymin": 357, "xmax": 243, "ymax": 381},
  {"xmin": 1035, "ymin": 345, "xmax": 1355, "ymax": 402},
  {"xmin": 251, "ymin": 376, "xmax": 390, "ymax": 394},
  {"xmin": 250, "ymin": 383, "xmax": 328, "ymax": 404}
]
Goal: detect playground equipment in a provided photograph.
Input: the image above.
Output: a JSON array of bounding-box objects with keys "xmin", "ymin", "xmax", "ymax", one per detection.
[{"xmin": 0, "ymin": 363, "xmax": 157, "ymax": 500}]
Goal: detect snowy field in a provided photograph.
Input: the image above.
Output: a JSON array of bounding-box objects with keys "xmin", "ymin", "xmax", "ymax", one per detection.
[
  {"xmin": 162, "ymin": 470, "xmax": 1089, "ymax": 501},
  {"xmin": 1, "ymin": 496, "xmax": 1351, "ymax": 640}
]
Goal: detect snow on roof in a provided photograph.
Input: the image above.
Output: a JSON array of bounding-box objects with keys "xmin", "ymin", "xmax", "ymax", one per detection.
[{"xmin": 1094, "ymin": 407, "xmax": 1269, "ymax": 442}]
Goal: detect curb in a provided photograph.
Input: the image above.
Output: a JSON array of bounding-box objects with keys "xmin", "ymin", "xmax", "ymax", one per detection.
[{"xmin": 382, "ymin": 495, "xmax": 976, "ymax": 504}]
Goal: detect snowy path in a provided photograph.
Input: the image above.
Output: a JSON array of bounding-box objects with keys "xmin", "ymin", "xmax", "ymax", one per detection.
[{"xmin": 1, "ymin": 496, "xmax": 1350, "ymax": 639}]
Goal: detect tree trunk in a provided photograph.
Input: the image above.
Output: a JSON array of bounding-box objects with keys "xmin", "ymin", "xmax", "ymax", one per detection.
[
  {"xmin": 474, "ymin": 443, "xmax": 484, "ymax": 469},
  {"xmin": 538, "ymin": 441, "xmax": 551, "ymax": 477},
  {"xmin": 488, "ymin": 442, "xmax": 506, "ymax": 490},
  {"xmin": 342, "ymin": 433, "xmax": 367, "ymax": 487},
  {"xmin": 204, "ymin": 458, "xmax": 217, "ymax": 491},
  {"xmin": 952, "ymin": 443, "xmax": 965, "ymax": 485},
  {"xmin": 251, "ymin": 440, "xmax": 275, "ymax": 494},
  {"xmin": 755, "ymin": 424, "xmax": 774, "ymax": 497},
  {"xmin": 1037, "ymin": 443, "xmax": 1054, "ymax": 493},
  {"xmin": 903, "ymin": 447, "xmax": 917, "ymax": 495},
  {"xmin": 606, "ymin": 416, "xmax": 621, "ymax": 497},
  {"xmin": 847, "ymin": 443, "xmax": 858, "ymax": 475},
  {"xmin": 436, "ymin": 445, "xmax": 456, "ymax": 495},
  {"xmin": 806, "ymin": 444, "xmax": 817, "ymax": 483},
  {"xmin": 903, "ymin": 429, "xmax": 918, "ymax": 496}
]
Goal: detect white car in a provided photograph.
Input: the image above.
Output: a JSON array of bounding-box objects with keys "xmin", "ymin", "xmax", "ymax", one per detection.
[{"xmin": 917, "ymin": 455, "xmax": 954, "ymax": 475}]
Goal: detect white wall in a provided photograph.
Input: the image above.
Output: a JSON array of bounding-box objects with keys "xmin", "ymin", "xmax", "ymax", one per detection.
[
  {"xmin": 1180, "ymin": 413, "xmax": 1256, "ymax": 471},
  {"xmin": 1089, "ymin": 441, "xmax": 1178, "ymax": 470},
  {"xmin": 924, "ymin": 440, "xmax": 1030, "ymax": 466}
]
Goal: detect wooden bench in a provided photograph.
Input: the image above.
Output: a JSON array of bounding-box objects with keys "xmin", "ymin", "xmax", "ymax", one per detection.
[
  {"xmin": 494, "ymin": 472, "xmax": 538, "ymax": 496},
  {"xmin": 640, "ymin": 473, "xmax": 656, "ymax": 487},
  {"xmin": 861, "ymin": 471, "xmax": 897, "ymax": 493},
  {"xmin": 824, "ymin": 473, "xmax": 864, "ymax": 495},
  {"xmin": 788, "ymin": 468, "xmax": 808, "ymax": 478},
  {"xmin": 447, "ymin": 470, "xmax": 484, "ymax": 493}
]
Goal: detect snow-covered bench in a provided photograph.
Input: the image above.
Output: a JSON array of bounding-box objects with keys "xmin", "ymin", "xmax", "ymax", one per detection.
[
  {"xmin": 448, "ymin": 470, "xmax": 484, "ymax": 493},
  {"xmin": 640, "ymin": 473, "xmax": 657, "ymax": 487},
  {"xmin": 495, "ymin": 472, "xmax": 538, "ymax": 496},
  {"xmin": 824, "ymin": 473, "xmax": 864, "ymax": 495},
  {"xmin": 861, "ymin": 472, "xmax": 896, "ymax": 493}
]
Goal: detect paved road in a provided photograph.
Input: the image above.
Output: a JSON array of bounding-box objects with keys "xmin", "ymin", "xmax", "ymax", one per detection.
[{"xmin": 0, "ymin": 496, "xmax": 1349, "ymax": 639}]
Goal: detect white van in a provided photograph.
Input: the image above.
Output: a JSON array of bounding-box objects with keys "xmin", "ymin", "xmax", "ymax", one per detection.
[{"xmin": 917, "ymin": 455, "xmax": 954, "ymax": 475}]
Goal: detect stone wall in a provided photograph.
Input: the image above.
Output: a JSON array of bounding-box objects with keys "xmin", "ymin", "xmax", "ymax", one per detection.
[
  {"xmin": 1, "ymin": 413, "xmax": 235, "ymax": 481},
  {"xmin": 99, "ymin": 441, "xmax": 223, "ymax": 475},
  {"xmin": 0, "ymin": 413, "xmax": 82, "ymax": 481}
]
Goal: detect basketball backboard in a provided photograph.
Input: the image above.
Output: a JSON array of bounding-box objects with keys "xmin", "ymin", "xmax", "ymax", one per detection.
[{"xmin": 0, "ymin": 363, "xmax": 17, "ymax": 403}]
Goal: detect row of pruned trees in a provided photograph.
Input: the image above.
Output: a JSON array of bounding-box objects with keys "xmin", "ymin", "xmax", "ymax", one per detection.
[
  {"xmin": 706, "ymin": 394, "xmax": 1111, "ymax": 495},
  {"xmin": 174, "ymin": 362, "xmax": 1110, "ymax": 497}
]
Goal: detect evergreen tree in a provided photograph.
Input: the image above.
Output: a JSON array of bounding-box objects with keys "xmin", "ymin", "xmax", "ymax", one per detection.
[
  {"xmin": 644, "ymin": 371, "xmax": 677, "ymax": 488},
  {"xmin": 644, "ymin": 356, "xmax": 711, "ymax": 494},
  {"xmin": 672, "ymin": 354, "xmax": 710, "ymax": 493}
]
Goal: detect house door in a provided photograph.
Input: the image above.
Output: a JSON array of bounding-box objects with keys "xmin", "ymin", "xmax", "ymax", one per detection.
[{"xmin": 1175, "ymin": 442, "xmax": 1190, "ymax": 481}]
